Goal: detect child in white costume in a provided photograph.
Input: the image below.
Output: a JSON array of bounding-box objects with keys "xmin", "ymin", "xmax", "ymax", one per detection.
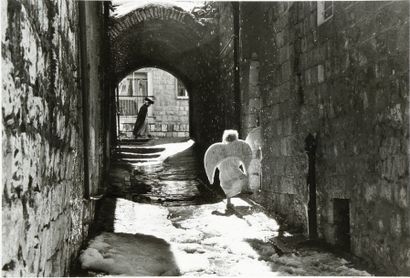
[{"xmin": 204, "ymin": 130, "xmax": 253, "ymax": 210}]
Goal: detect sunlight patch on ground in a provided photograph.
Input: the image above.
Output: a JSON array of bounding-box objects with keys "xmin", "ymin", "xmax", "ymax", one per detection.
[
  {"xmin": 121, "ymin": 139, "xmax": 195, "ymax": 167},
  {"xmin": 81, "ymin": 198, "xmax": 371, "ymax": 276},
  {"xmin": 156, "ymin": 139, "xmax": 195, "ymax": 160},
  {"xmin": 113, "ymin": 198, "xmax": 174, "ymax": 239},
  {"xmin": 229, "ymin": 198, "xmax": 252, "ymax": 207},
  {"xmin": 96, "ymin": 198, "xmax": 280, "ymax": 275}
]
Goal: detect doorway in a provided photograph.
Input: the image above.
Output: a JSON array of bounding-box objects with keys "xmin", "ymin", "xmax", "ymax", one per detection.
[
  {"xmin": 333, "ymin": 198, "xmax": 351, "ymax": 251},
  {"xmin": 305, "ymin": 133, "xmax": 317, "ymax": 239}
]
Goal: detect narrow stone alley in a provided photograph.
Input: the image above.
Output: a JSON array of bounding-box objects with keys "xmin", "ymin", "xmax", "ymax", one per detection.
[
  {"xmin": 107, "ymin": 138, "xmax": 213, "ymax": 206},
  {"xmin": 2, "ymin": 0, "xmax": 409, "ymax": 276},
  {"xmin": 76, "ymin": 138, "xmax": 370, "ymax": 276}
]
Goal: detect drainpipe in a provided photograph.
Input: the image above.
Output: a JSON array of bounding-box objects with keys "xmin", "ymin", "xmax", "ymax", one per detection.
[{"xmin": 233, "ymin": 2, "xmax": 241, "ymax": 136}]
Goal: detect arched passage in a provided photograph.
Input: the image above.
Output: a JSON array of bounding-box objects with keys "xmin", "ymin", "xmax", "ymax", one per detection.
[
  {"xmin": 116, "ymin": 67, "xmax": 191, "ymax": 139},
  {"xmin": 109, "ymin": 5, "xmax": 224, "ymax": 148}
]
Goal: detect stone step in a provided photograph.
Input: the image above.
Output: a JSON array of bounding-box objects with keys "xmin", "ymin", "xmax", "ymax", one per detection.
[
  {"xmin": 116, "ymin": 158, "xmax": 158, "ymax": 163},
  {"xmin": 113, "ymin": 147, "xmax": 165, "ymax": 154},
  {"xmin": 113, "ymin": 153, "xmax": 161, "ymax": 159},
  {"xmin": 117, "ymin": 138, "xmax": 151, "ymax": 144}
]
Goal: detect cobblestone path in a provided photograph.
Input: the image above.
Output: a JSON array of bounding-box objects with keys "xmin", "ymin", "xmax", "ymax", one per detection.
[{"xmin": 75, "ymin": 138, "xmax": 372, "ymax": 276}]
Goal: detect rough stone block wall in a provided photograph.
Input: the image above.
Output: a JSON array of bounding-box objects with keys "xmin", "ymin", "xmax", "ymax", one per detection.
[
  {"xmin": 148, "ymin": 68, "xmax": 189, "ymax": 137},
  {"xmin": 188, "ymin": 30, "xmax": 225, "ymax": 149},
  {"xmin": 239, "ymin": 1, "xmax": 409, "ymax": 275},
  {"xmin": 190, "ymin": 57, "xmax": 224, "ymax": 148},
  {"xmin": 241, "ymin": 57, "xmax": 261, "ymax": 136},
  {"xmin": 216, "ymin": 3, "xmax": 240, "ymax": 135},
  {"xmin": 238, "ymin": 3, "xmax": 265, "ymax": 137},
  {"xmin": 2, "ymin": 0, "xmax": 106, "ymax": 276}
]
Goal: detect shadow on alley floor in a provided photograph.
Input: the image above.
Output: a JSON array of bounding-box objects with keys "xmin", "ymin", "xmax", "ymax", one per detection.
[{"xmin": 73, "ymin": 138, "xmax": 374, "ymax": 276}]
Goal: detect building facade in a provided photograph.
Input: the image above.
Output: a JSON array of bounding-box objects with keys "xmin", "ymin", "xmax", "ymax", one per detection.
[{"xmin": 220, "ymin": 1, "xmax": 409, "ymax": 274}]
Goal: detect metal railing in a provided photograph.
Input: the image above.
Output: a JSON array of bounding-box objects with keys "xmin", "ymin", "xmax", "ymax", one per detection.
[
  {"xmin": 117, "ymin": 96, "xmax": 138, "ymax": 115},
  {"xmin": 117, "ymin": 95, "xmax": 155, "ymax": 115}
]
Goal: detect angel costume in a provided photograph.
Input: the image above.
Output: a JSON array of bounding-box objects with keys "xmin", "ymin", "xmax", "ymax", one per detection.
[{"xmin": 204, "ymin": 130, "xmax": 252, "ymax": 208}]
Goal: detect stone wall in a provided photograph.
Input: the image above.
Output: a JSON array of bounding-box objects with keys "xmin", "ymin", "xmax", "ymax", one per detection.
[
  {"xmin": 81, "ymin": 1, "xmax": 109, "ymax": 198},
  {"xmin": 236, "ymin": 1, "xmax": 409, "ymax": 275},
  {"xmin": 216, "ymin": 3, "xmax": 242, "ymax": 135},
  {"xmin": 148, "ymin": 68, "xmax": 189, "ymax": 137},
  {"xmin": 216, "ymin": 2, "xmax": 264, "ymax": 139},
  {"xmin": 1, "ymin": 0, "xmax": 107, "ymax": 276},
  {"xmin": 216, "ymin": 3, "xmax": 235, "ymax": 131},
  {"xmin": 238, "ymin": 4, "xmax": 264, "ymax": 137}
]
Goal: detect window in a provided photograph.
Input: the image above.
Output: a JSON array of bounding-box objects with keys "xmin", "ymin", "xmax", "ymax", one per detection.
[
  {"xmin": 176, "ymin": 80, "xmax": 188, "ymax": 99},
  {"xmin": 317, "ymin": 1, "xmax": 334, "ymax": 26},
  {"xmin": 133, "ymin": 72, "xmax": 148, "ymax": 97},
  {"xmin": 118, "ymin": 72, "xmax": 148, "ymax": 96}
]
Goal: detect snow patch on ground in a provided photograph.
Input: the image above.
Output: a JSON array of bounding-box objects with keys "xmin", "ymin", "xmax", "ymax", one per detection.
[
  {"xmin": 79, "ymin": 232, "xmax": 180, "ymax": 276},
  {"xmin": 172, "ymin": 251, "xmax": 210, "ymax": 274},
  {"xmin": 267, "ymin": 251, "xmax": 370, "ymax": 276}
]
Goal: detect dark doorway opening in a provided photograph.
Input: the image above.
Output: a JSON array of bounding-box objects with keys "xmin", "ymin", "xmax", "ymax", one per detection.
[
  {"xmin": 334, "ymin": 198, "xmax": 351, "ymax": 251},
  {"xmin": 305, "ymin": 133, "xmax": 317, "ymax": 239}
]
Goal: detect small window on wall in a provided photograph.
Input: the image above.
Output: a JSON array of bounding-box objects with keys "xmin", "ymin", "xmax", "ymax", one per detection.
[
  {"xmin": 176, "ymin": 80, "xmax": 188, "ymax": 99},
  {"xmin": 317, "ymin": 1, "xmax": 334, "ymax": 26},
  {"xmin": 133, "ymin": 72, "xmax": 148, "ymax": 97}
]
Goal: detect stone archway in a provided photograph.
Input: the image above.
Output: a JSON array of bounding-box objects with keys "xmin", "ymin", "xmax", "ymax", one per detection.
[{"xmin": 109, "ymin": 5, "xmax": 224, "ymax": 148}]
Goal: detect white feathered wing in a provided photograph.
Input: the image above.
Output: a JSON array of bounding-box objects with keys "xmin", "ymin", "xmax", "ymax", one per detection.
[{"xmin": 204, "ymin": 140, "xmax": 252, "ymax": 197}]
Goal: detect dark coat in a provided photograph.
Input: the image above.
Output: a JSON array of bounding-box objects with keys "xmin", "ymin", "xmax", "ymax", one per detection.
[{"xmin": 133, "ymin": 104, "xmax": 148, "ymax": 136}]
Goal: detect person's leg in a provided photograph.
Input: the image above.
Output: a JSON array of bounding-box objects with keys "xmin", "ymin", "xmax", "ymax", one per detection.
[
  {"xmin": 133, "ymin": 120, "xmax": 142, "ymax": 139},
  {"xmin": 226, "ymin": 198, "xmax": 234, "ymax": 211},
  {"xmin": 140, "ymin": 122, "xmax": 148, "ymax": 138},
  {"xmin": 134, "ymin": 122, "xmax": 146, "ymax": 138},
  {"xmin": 144, "ymin": 122, "xmax": 152, "ymax": 137}
]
